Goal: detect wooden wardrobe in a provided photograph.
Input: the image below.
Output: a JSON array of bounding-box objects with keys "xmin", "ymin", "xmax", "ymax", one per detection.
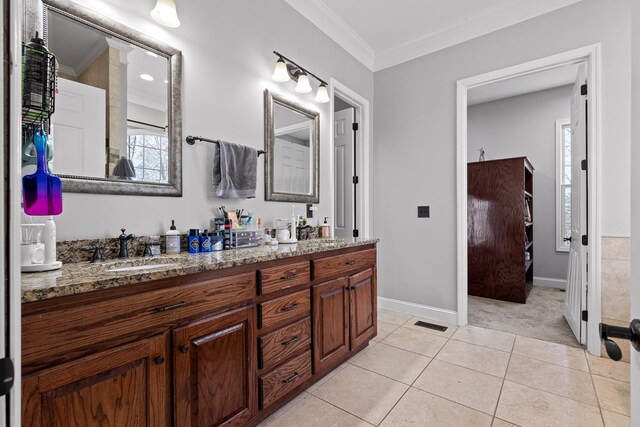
[{"xmin": 467, "ymin": 156, "xmax": 534, "ymax": 303}]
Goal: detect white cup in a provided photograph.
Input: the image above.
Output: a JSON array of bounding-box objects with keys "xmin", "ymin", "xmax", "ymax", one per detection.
[
  {"xmin": 276, "ymin": 228, "xmax": 290, "ymax": 241},
  {"xmin": 21, "ymin": 243, "xmax": 45, "ymax": 266}
]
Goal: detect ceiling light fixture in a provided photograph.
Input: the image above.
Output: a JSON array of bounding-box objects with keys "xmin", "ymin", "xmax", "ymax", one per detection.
[
  {"xmin": 271, "ymin": 51, "xmax": 330, "ymax": 103},
  {"xmin": 140, "ymin": 74, "xmax": 155, "ymax": 81},
  {"xmin": 151, "ymin": 0, "xmax": 181, "ymax": 28}
]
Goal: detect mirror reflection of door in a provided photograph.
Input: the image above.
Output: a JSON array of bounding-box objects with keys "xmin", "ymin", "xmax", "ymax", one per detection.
[{"xmin": 273, "ymin": 104, "xmax": 313, "ymax": 195}]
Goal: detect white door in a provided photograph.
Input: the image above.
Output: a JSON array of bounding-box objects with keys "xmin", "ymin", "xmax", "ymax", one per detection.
[
  {"xmin": 564, "ymin": 65, "xmax": 588, "ymax": 344},
  {"xmin": 50, "ymin": 78, "xmax": 106, "ymax": 178},
  {"xmin": 334, "ymin": 108, "xmax": 354, "ymax": 238}
]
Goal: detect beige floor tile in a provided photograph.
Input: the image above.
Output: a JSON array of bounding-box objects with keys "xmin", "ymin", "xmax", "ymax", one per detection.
[
  {"xmin": 495, "ymin": 380, "xmax": 603, "ymax": 427},
  {"xmin": 601, "ymin": 409, "xmax": 630, "ymax": 427},
  {"xmin": 505, "ymin": 354, "xmax": 597, "ymax": 406},
  {"xmin": 592, "ymin": 375, "xmax": 631, "ymax": 416},
  {"xmin": 377, "ymin": 309, "xmax": 412, "ymax": 326},
  {"xmin": 379, "ymin": 387, "xmax": 492, "ymax": 427},
  {"xmin": 492, "ymin": 419, "xmax": 518, "ymax": 427},
  {"xmin": 401, "ymin": 316, "xmax": 458, "ymax": 338},
  {"xmin": 381, "ymin": 326, "xmax": 448, "ymax": 357},
  {"xmin": 261, "ymin": 393, "xmax": 372, "ymax": 426},
  {"xmin": 259, "ymin": 392, "xmax": 309, "ymax": 426},
  {"xmin": 413, "ymin": 359, "xmax": 503, "ymax": 415},
  {"xmin": 512, "ymin": 335, "xmax": 588, "ymax": 371},
  {"xmin": 372, "ymin": 320, "xmax": 399, "ymax": 342},
  {"xmin": 435, "ymin": 339, "xmax": 510, "ymax": 378},
  {"xmin": 311, "ymin": 364, "xmax": 408, "ymax": 425},
  {"xmin": 306, "ymin": 361, "xmax": 349, "ymax": 393},
  {"xmin": 350, "ymin": 342, "xmax": 432, "ymax": 384},
  {"xmin": 587, "ymin": 354, "xmax": 630, "ymax": 383},
  {"xmin": 452, "ymin": 325, "xmax": 515, "ymax": 352}
]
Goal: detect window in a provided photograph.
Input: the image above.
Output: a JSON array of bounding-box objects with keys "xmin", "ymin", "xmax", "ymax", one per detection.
[
  {"xmin": 556, "ymin": 118, "xmax": 571, "ymax": 252},
  {"xmin": 127, "ymin": 132, "xmax": 169, "ymax": 183}
]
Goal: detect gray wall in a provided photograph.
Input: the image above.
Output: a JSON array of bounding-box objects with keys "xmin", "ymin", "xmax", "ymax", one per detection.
[
  {"xmin": 44, "ymin": 0, "xmax": 373, "ymax": 239},
  {"xmin": 468, "ymin": 85, "xmax": 572, "ymax": 282},
  {"xmin": 373, "ymin": 0, "xmax": 630, "ymax": 312}
]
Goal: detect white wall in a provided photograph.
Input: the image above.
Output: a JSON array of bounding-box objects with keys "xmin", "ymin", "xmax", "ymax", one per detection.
[
  {"xmin": 373, "ymin": 0, "xmax": 630, "ymax": 311},
  {"xmin": 468, "ymin": 85, "xmax": 572, "ymax": 282},
  {"xmin": 44, "ymin": 0, "xmax": 373, "ymax": 239}
]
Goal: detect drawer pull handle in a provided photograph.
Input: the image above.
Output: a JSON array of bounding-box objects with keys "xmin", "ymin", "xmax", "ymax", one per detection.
[
  {"xmin": 179, "ymin": 345, "xmax": 189, "ymax": 353},
  {"xmin": 282, "ymin": 336, "xmax": 299, "ymax": 346},
  {"xmin": 281, "ymin": 303, "xmax": 299, "ymax": 312},
  {"xmin": 281, "ymin": 273, "xmax": 298, "ymax": 280},
  {"xmin": 282, "ymin": 372, "xmax": 299, "ymax": 384},
  {"xmin": 346, "ymin": 260, "xmax": 358, "ymax": 265},
  {"xmin": 154, "ymin": 301, "xmax": 186, "ymax": 312},
  {"xmin": 154, "ymin": 355, "xmax": 165, "ymax": 365}
]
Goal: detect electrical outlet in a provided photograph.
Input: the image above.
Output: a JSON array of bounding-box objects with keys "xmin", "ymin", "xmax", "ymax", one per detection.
[
  {"xmin": 306, "ymin": 204, "xmax": 314, "ymax": 218},
  {"xmin": 418, "ymin": 206, "xmax": 430, "ymax": 218}
]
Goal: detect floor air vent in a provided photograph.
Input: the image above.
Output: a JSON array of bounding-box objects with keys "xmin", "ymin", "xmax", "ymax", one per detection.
[{"xmin": 414, "ymin": 321, "xmax": 447, "ymax": 332}]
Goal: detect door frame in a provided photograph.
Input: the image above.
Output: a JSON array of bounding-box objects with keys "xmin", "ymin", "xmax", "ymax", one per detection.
[
  {"xmin": 329, "ymin": 78, "xmax": 371, "ymax": 238},
  {"xmin": 456, "ymin": 44, "xmax": 603, "ymax": 355}
]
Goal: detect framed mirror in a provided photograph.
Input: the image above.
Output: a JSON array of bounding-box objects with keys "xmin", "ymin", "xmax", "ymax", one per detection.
[
  {"xmin": 24, "ymin": 0, "xmax": 183, "ymax": 196},
  {"xmin": 264, "ymin": 90, "xmax": 320, "ymax": 203}
]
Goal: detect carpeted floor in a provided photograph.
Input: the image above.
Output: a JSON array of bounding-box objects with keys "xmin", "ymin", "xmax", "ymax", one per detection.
[{"xmin": 468, "ymin": 286, "xmax": 582, "ymax": 348}]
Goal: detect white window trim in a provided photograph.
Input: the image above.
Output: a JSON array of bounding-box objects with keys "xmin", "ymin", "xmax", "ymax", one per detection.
[{"xmin": 555, "ymin": 118, "xmax": 571, "ymax": 252}]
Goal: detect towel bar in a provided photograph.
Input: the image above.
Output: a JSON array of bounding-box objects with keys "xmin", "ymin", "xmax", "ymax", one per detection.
[{"xmin": 186, "ymin": 135, "xmax": 265, "ymax": 156}]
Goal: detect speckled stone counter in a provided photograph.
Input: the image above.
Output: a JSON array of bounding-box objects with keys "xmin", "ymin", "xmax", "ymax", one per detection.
[{"xmin": 21, "ymin": 238, "xmax": 378, "ymax": 303}]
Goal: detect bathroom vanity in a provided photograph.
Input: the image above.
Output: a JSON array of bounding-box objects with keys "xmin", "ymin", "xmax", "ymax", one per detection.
[{"xmin": 21, "ymin": 238, "xmax": 377, "ymax": 426}]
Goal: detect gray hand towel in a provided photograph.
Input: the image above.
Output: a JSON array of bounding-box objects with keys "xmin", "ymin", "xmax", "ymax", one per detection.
[{"xmin": 212, "ymin": 140, "xmax": 257, "ymax": 199}]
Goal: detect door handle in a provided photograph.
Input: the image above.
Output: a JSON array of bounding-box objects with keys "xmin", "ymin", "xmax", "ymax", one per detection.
[
  {"xmin": 599, "ymin": 319, "xmax": 640, "ymax": 361},
  {"xmin": 563, "ymin": 237, "xmax": 572, "ymax": 242}
]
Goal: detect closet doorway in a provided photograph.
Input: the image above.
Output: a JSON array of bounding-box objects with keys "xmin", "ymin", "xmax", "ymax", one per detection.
[{"xmin": 456, "ymin": 45, "xmax": 603, "ymax": 355}]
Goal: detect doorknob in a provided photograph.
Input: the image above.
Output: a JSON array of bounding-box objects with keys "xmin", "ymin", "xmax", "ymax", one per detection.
[
  {"xmin": 563, "ymin": 237, "xmax": 572, "ymax": 242},
  {"xmin": 599, "ymin": 319, "xmax": 640, "ymax": 361}
]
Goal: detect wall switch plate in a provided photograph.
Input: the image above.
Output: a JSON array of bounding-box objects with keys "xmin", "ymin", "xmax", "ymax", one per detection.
[{"xmin": 418, "ymin": 206, "xmax": 430, "ymax": 218}]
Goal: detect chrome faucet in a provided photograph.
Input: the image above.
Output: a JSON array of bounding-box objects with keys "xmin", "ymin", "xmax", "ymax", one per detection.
[{"xmin": 118, "ymin": 228, "xmax": 136, "ymax": 259}]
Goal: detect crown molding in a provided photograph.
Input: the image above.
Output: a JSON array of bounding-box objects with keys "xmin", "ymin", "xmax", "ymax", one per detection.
[
  {"xmin": 283, "ymin": 0, "xmax": 375, "ymax": 71},
  {"xmin": 374, "ymin": 0, "xmax": 584, "ymax": 71}
]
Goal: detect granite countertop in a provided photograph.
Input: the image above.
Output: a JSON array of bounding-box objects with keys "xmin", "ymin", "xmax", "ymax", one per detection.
[{"xmin": 21, "ymin": 238, "xmax": 378, "ymax": 303}]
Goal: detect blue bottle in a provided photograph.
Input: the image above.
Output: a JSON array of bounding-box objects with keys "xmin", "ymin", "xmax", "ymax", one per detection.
[
  {"xmin": 188, "ymin": 229, "xmax": 200, "ymax": 253},
  {"xmin": 200, "ymin": 229, "xmax": 212, "ymax": 252}
]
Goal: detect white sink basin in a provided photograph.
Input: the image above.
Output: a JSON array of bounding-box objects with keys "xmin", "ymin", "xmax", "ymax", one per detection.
[{"xmin": 107, "ymin": 263, "xmax": 181, "ymax": 273}]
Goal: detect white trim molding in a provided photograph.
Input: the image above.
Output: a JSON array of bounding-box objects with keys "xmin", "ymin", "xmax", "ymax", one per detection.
[
  {"xmin": 533, "ymin": 276, "xmax": 567, "ymax": 290},
  {"xmin": 456, "ymin": 44, "xmax": 602, "ymax": 356},
  {"xmin": 378, "ymin": 297, "xmax": 458, "ymax": 326},
  {"xmin": 329, "ymin": 78, "xmax": 372, "ymax": 239}
]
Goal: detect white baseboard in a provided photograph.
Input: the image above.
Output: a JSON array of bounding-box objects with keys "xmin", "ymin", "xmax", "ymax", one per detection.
[
  {"xmin": 533, "ymin": 276, "xmax": 567, "ymax": 290},
  {"xmin": 378, "ymin": 296, "xmax": 458, "ymax": 325}
]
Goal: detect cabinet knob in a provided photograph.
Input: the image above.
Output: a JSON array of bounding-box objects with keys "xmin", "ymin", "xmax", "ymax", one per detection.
[
  {"xmin": 179, "ymin": 345, "xmax": 189, "ymax": 353},
  {"xmin": 154, "ymin": 355, "xmax": 165, "ymax": 365}
]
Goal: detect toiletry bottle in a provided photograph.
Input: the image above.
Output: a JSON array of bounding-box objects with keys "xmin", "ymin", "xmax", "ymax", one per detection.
[
  {"xmin": 166, "ymin": 220, "xmax": 181, "ymax": 254},
  {"xmin": 290, "ymin": 206, "xmax": 298, "ymax": 241},
  {"xmin": 320, "ymin": 217, "xmax": 330, "ymax": 238},
  {"xmin": 200, "ymin": 229, "xmax": 212, "ymax": 252},
  {"xmin": 43, "ymin": 216, "xmax": 56, "ymax": 264},
  {"xmin": 188, "ymin": 229, "xmax": 200, "ymax": 253}
]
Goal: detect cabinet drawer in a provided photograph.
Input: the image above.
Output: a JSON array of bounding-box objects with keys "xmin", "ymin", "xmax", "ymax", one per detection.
[
  {"xmin": 259, "ymin": 318, "xmax": 311, "ymax": 370},
  {"xmin": 259, "ymin": 350, "xmax": 312, "ymax": 409},
  {"xmin": 259, "ymin": 290, "xmax": 310, "ymax": 329},
  {"xmin": 313, "ymin": 249, "xmax": 376, "ymax": 281},
  {"xmin": 23, "ymin": 272, "xmax": 256, "ymax": 369},
  {"xmin": 259, "ymin": 261, "xmax": 310, "ymax": 295}
]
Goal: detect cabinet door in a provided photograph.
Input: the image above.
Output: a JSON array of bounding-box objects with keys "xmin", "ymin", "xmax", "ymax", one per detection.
[
  {"xmin": 349, "ymin": 268, "xmax": 377, "ymax": 349},
  {"xmin": 312, "ymin": 277, "xmax": 350, "ymax": 373},
  {"xmin": 22, "ymin": 334, "xmax": 169, "ymax": 427},
  {"xmin": 174, "ymin": 305, "xmax": 257, "ymax": 427}
]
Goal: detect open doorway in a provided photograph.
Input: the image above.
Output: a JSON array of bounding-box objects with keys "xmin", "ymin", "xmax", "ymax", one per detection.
[
  {"xmin": 456, "ymin": 45, "xmax": 603, "ymax": 356},
  {"xmin": 464, "ymin": 63, "xmax": 582, "ymax": 347}
]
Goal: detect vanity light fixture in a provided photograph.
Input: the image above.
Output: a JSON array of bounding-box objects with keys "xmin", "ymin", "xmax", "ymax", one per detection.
[
  {"xmin": 140, "ymin": 73, "xmax": 154, "ymax": 81},
  {"xmin": 271, "ymin": 51, "xmax": 329, "ymax": 103},
  {"xmin": 151, "ymin": 0, "xmax": 181, "ymax": 28}
]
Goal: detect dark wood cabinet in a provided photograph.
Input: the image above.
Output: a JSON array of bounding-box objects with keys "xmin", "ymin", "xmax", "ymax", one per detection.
[
  {"xmin": 349, "ymin": 268, "xmax": 377, "ymax": 349},
  {"xmin": 22, "ymin": 334, "xmax": 170, "ymax": 427},
  {"xmin": 173, "ymin": 305, "xmax": 257, "ymax": 427},
  {"xmin": 468, "ymin": 157, "xmax": 534, "ymax": 303}
]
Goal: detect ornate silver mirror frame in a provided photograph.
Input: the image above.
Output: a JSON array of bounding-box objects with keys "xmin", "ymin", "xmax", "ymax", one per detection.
[
  {"xmin": 25, "ymin": 0, "xmax": 183, "ymax": 196},
  {"xmin": 264, "ymin": 90, "xmax": 320, "ymax": 203}
]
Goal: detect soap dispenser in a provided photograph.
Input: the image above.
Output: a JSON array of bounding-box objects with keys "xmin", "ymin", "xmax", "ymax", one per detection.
[
  {"xmin": 165, "ymin": 220, "xmax": 181, "ymax": 254},
  {"xmin": 319, "ymin": 217, "xmax": 330, "ymax": 238}
]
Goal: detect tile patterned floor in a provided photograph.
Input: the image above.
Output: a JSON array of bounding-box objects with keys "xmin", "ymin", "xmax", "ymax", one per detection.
[{"xmin": 260, "ymin": 309, "xmax": 631, "ymax": 427}]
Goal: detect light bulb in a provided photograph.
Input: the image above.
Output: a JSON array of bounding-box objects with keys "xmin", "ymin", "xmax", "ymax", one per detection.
[
  {"xmin": 151, "ymin": 0, "xmax": 181, "ymax": 28},
  {"xmin": 272, "ymin": 59, "xmax": 290, "ymax": 82},
  {"xmin": 315, "ymin": 84, "xmax": 330, "ymax": 103},
  {"xmin": 295, "ymin": 73, "xmax": 312, "ymax": 93}
]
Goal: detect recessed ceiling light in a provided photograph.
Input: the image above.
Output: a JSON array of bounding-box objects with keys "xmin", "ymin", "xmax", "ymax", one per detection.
[
  {"xmin": 146, "ymin": 51, "xmax": 158, "ymax": 58},
  {"xmin": 140, "ymin": 74, "xmax": 154, "ymax": 81}
]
